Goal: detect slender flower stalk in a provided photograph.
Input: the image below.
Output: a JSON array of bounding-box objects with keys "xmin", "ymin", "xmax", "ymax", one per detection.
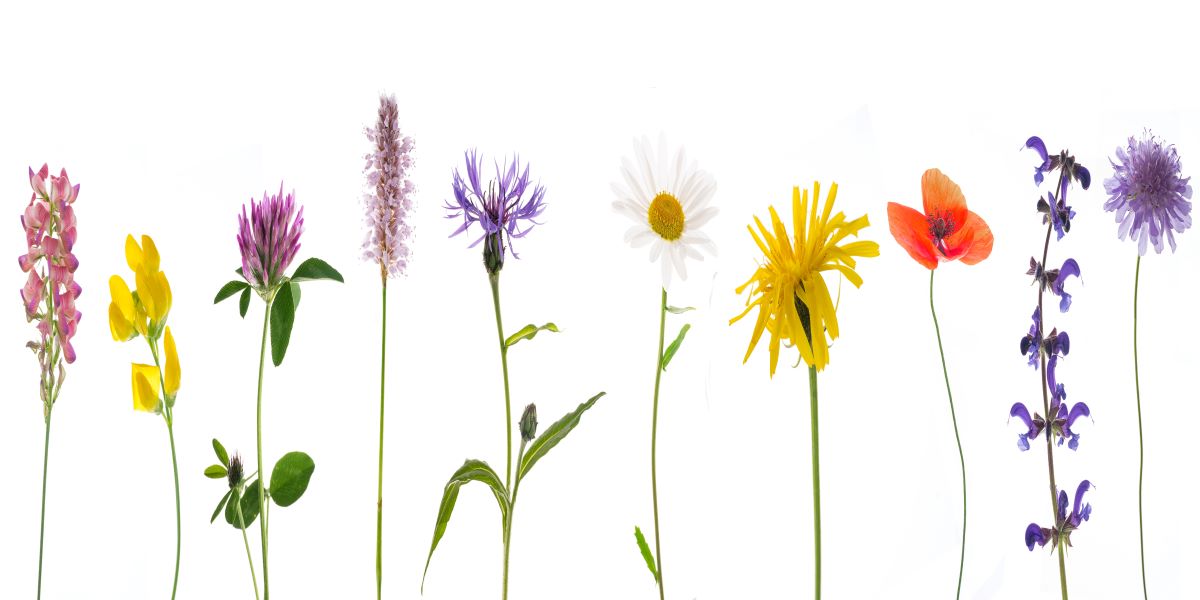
[
  {"xmin": 1102, "ymin": 132, "xmax": 1191, "ymax": 598},
  {"xmin": 732, "ymin": 182, "xmax": 879, "ymax": 599},
  {"xmin": 362, "ymin": 93, "xmax": 416, "ymax": 599},
  {"xmin": 109, "ymin": 234, "xmax": 183, "ymax": 599},
  {"xmin": 20, "ymin": 165, "xmax": 82, "ymax": 600},
  {"xmin": 887, "ymin": 169, "xmax": 993, "ymax": 598}
]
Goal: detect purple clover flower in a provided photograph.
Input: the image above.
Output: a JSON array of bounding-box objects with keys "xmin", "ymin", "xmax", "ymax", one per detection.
[
  {"xmin": 444, "ymin": 149, "xmax": 546, "ymax": 274},
  {"xmin": 363, "ymin": 94, "xmax": 416, "ymax": 280},
  {"xmin": 1025, "ymin": 480, "xmax": 1093, "ymax": 551},
  {"xmin": 1104, "ymin": 132, "xmax": 1193, "ymax": 255},
  {"xmin": 237, "ymin": 184, "xmax": 304, "ymax": 294}
]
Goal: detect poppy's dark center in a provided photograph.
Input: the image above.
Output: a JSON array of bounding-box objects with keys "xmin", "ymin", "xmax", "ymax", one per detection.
[{"xmin": 927, "ymin": 210, "xmax": 957, "ymax": 256}]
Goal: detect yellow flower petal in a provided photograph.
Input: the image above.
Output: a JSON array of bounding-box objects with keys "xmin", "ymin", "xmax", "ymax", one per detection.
[
  {"xmin": 135, "ymin": 269, "xmax": 156, "ymax": 323},
  {"xmin": 155, "ymin": 270, "xmax": 173, "ymax": 320},
  {"xmin": 125, "ymin": 234, "xmax": 143, "ymax": 273},
  {"xmin": 141, "ymin": 235, "xmax": 160, "ymax": 274},
  {"xmin": 131, "ymin": 363, "xmax": 161, "ymax": 412},
  {"xmin": 164, "ymin": 327, "xmax": 180, "ymax": 398},
  {"xmin": 108, "ymin": 275, "xmax": 138, "ymax": 341},
  {"xmin": 108, "ymin": 302, "xmax": 134, "ymax": 342}
]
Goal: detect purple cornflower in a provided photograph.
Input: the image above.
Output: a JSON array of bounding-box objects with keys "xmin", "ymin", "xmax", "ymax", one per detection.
[
  {"xmin": 237, "ymin": 183, "xmax": 304, "ymax": 294},
  {"xmin": 1025, "ymin": 481, "xmax": 1093, "ymax": 551},
  {"xmin": 363, "ymin": 94, "xmax": 416, "ymax": 281},
  {"xmin": 1104, "ymin": 132, "xmax": 1193, "ymax": 255},
  {"xmin": 444, "ymin": 149, "xmax": 546, "ymax": 275}
]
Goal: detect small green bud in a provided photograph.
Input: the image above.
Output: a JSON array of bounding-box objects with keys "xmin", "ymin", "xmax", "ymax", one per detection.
[{"xmin": 520, "ymin": 403, "xmax": 538, "ymax": 442}]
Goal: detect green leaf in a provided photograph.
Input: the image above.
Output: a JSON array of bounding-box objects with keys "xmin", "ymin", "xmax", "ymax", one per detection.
[
  {"xmin": 269, "ymin": 451, "xmax": 315, "ymax": 507},
  {"xmin": 210, "ymin": 489, "xmax": 232, "ymax": 524},
  {"xmin": 290, "ymin": 257, "xmax": 344, "ymax": 283},
  {"xmin": 269, "ymin": 283, "xmax": 297, "ymax": 367},
  {"xmin": 204, "ymin": 464, "xmax": 228, "ymax": 479},
  {"xmin": 212, "ymin": 439, "xmax": 229, "ymax": 466},
  {"xmin": 422, "ymin": 459, "xmax": 510, "ymax": 593},
  {"xmin": 225, "ymin": 479, "xmax": 262, "ymax": 529},
  {"xmin": 666, "ymin": 305, "xmax": 696, "ymax": 314},
  {"xmin": 215, "ymin": 280, "xmax": 249, "ymax": 304},
  {"xmin": 661, "ymin": 324, "xmax": 692, "ymax": 370},
  {"xmin": 634, "ymin": 526, "xmax": 659, "ymax": 582},
  {"xmin": 504, "ymin": 322, "xmax": 559, "ymax": 348},
  {"xmin": 518, "ymin": 392, "xmax": 605, "ymax": 481},
  {"xmin": 238, "ymin": 287, "xmax": 251, "ymax": 318}
]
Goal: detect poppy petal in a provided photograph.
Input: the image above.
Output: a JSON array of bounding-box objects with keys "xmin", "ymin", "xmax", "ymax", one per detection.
[
  {"xmin": 887, "ymin": 202, "xmax": 937, "ymax": 269},
  {"xmin": 945, "ymin": 210, "xmax": 994, "ymax": 265},
  {"xmin": 921, "ymin": 169, "xmax": 968, "ymax": 232}
]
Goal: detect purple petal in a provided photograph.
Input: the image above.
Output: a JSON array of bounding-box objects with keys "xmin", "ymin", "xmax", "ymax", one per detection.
[
  {"xmin": 1025, "ymin": 523, "xmax": 1048, "ymax": 551},
  {"xmin": 1057, "ymin": 489, "xmax": 1069, "ymax": 522},
  {"xmin": 1072, "ymin": 480, "xmax": 1093, "ymax": 524}
]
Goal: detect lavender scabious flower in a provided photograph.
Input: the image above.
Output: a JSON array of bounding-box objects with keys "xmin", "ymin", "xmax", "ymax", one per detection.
[
  {"xmin": 363, "ymin": 94, "xmax": 416, "ymax": 281},
  {"xmin": 1104, "ymin": 132, "xmax": 1193, "ymax": 255},
  {"xmin": 444, "ymin": 149, "xmax": 546, "ymax": 275},
  {"xmin": 237, "ymin": 184, "xmax": 304, "ymax": 296},
  {"xmin": 1025, "ymin": 480, "xmax": 1093, "ymax": 551}
]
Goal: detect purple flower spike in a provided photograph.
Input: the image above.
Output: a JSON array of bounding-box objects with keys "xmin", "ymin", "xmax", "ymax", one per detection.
[
  {"xmin": 1020, "ymin": 307, "xmax": 1042, "ymax": 367},
  {"xmin": 363, "ymin": 94, "xmax": 416, "ymax": 281},
  {"xmin": 1104, "ymin": 132, "xmax": 1193, "ymax": 255},
  {"xmin": 237, "ymin": 183, "xmax": 304, "ymax": 294},
  {"xmin": 444, "ymin": 149, "xmax": 546, "ymax": 275},
  {"xmin": 1050, "ymin": 259, "xmax": 1080, "ymax": 312},
  {"xmin": 1025, "ymin": 480, "xmax": 1093, "ymax": 551}
]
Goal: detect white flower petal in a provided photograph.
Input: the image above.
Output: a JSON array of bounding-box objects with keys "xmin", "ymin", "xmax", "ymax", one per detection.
[
  {"xmin": 626, "ymin": 226, "xmax": 657, "ymax": 248},
  {"xmin": 669, "ymin": 242, "xmax": 689, "ymax": 281},
  {"xmin": 685, "ymin": 206, "xmax": 718, "ymax": 230},
  {"xmin": 648, "ymin": 238, "xmax": 665, "ymax": 263},
  {"xmin": 614, "ymin": 198, "xmax": 646, "ymax": 223},
  {"xmin": 681, "ymin": 230, "xmax": 718, "ymax": 256},
  {"xmin": 620, "ymin": 158, "xmax": 650, "ymax": 206},
  {"xmin": 660, "ymin": 247, "xmax": 674, "ymax": 288}
]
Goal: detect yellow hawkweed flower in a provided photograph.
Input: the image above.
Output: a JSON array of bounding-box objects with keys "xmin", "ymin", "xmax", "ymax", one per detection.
[
  {"xmin": 131, "ymin": 363, "xmax": 161, "ymax": 412},
  {"xmin": 731, "ymin": 182, "xmax": 880, "ymax": 375},
  {"xmin": 163, "ymin": 326, "xmax": 180, "ymax": 399},
  {"xmin": 108, "ymin": 275, "xmax": 138, "ymax": 341}
]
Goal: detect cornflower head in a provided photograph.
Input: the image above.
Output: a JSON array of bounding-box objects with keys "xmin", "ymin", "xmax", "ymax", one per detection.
[
  {"xmin": 363, "ymin": 94, "xmax": 416, "ymax": 281},
  {"xmin": 444, "ymin": 149, "xmax": 546, "ymax": 275}
]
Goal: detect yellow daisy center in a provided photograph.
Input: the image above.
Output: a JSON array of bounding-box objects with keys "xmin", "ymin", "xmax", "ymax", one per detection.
[{"xmin": 648, "ymin": 192, "xmax": 685, "ymax": 241}]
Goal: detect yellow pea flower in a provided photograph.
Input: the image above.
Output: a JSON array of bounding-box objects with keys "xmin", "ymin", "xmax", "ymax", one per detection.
[
  {"xmin": 131, "ymin": 363, "xmax": 161, "ymax": 412},
  {"xmin": 163, "ymin": 326, "xmax": 180, "ymax": 399},
  {"xmin": 108, "ymin": 275, "xmax": 138, "ymax": 341},
  {"xmin": 125, "ymin": 234, "xmax": 160, "ymax": 274}
]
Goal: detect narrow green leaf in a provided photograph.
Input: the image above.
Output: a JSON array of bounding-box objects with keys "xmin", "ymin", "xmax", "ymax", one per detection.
[
  {"xmin": 212, "ymin": 438, "xmax": 229, "ymax": 466},
  {"xmin": 666, "ymin": 305, "xmax": 696, "ymax": 314},
  {"xmin": 204, "ymin": 464, "xmax": 228, "ymax": 479},
  {"xmin": 269, "ymin": 451, "xmax": 315, "ymax": 507},
  {"xmin": 210, "ymin": 489, "xmax": 232, "ymax": 524},
  {"xmin": 634, "ymin": 526, "xmax": 659, "ymax": 582},
  {"xmin": 269, "ymin": 283, "xmax": 296, "ymax": 367},
  {"xmin": 661, "ymin": 323, "xmax": 692, "ymax": 370},
  {"xmin": 290, "ymin": 257, "xmax": 344, "ymax": 283},
  {"xmin": 226, "ymin": 480, "xmax": 261, "ymax": 529},
  {"xmin": 518, "ymin": 392, "xmax": 605, "ymax": 480},
  {"xmin": 238, "ymin": 287, "xmax": 251, "ymax": 318},
  {"xmin": 504, "ymin": 322, "xmax": 559, "ymax": 348},
  {"xmin": 422, "ymin": 459, "xmax": 510, "ymax": 593},
  {"xmin": 215, "ymin": 280, "xmax": 249, "ymax": 304}
]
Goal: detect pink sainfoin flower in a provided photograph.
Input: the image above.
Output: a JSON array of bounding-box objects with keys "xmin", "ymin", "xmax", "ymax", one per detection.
[
  {"xmin": 363, "ymin": 94, "xmax": 415, "ymax": 281},
  {"xmin": 19, "ymin": 165, "xmax": 82, "ymax": 415}
]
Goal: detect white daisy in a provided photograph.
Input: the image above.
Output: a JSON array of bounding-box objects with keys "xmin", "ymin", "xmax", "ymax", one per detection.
[{"xmin": 612, "ymin": 134, "xmax": 718, "ymax": 287}]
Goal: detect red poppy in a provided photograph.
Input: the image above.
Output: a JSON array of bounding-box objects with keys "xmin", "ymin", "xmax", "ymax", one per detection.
[{"xmin": 888, "ymin": 169, "xmax": 993, "ymax": 269}]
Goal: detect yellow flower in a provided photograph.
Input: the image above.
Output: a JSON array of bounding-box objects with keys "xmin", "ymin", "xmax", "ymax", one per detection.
[
  {"xmin": 163, "ymin": 326, "xmax": 180, "ymax": 399},
  {"xmin": 131, "ymin": 363, "xmax": 161, "ymax": 412},
  {"xmin": 126, "ymin": 233, "xmax": 160, "ymax": 273},
  {"xmin": 108, "ymin": 275, "xmax": 138, "ymax": 341},
  {"xmin": 731, "ymin": 182, "xmax": 879, "ymax": 375},
  {"xmin": 115, "ymin": 234, "xmax": 172, "ymax": 334}
]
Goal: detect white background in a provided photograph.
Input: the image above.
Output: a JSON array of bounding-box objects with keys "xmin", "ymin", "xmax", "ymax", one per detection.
[{"xmin": 2, "ymin": 1, "xmax": 1197, "ymax": 598}]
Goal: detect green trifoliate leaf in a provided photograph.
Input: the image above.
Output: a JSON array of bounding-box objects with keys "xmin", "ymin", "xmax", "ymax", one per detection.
[
  {"xmin": 269, "ymin": 451, "xmax": 315, "ymax": 507},
  {"xmin": 238, "ymin": 287, "xmax": 251, "ymax": 318},
  {"xmin": 269, "ymin": 283, "xmax": 296, "ymax": 366},
  {"xmin": 518, "ymin": 392, "xmax": 605, "ymax": 481},
  {"xmin": 214, "ymin": 280, "xmax": 249, "ymax": 304},
  {"xmin": 661, "ymin": 324, "xmax": 691, "ymax": 370},
  {"xmin": 289, "ymin": 257, "xmax": 344, "ymax": 283},
  {"xmin": 210, "ymin": 489, "xmax": 232, "ymax": 524},
  {"xmin": 225, "ymin": 479, "xmax": 261, "ymax": 530},
  {"xmin": 634, "ymin": 526, "xmax": 659, "ymax": 582},
  {"xmin": 204, "ymin": 464, "xmax": 228, "ymax": 479},
  {"xmin": 422, "ymin": 459, "xmax": 510, "ymax": 593},
  {"xmin": 212, "ymin": 438, "xmax": 229, "ymax": 466},
  {"xmin": 504, "ymin": 322, "xmax": 560, "ymax": 348}
]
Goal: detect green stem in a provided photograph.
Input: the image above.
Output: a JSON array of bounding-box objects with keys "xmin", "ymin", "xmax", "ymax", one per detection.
[
  {"xmin": 651, "ymin": 288, "xmax": 667, "ymax": 600},
  {"xmin": 36, "ymin": 410, "xmax": 52, "ymax": 600},
  {"xmin": 1037, "ymin": 213, "xmax": 1068, "ymax": 600},
  {"xmin": 489, "ymin": 273, "xmax": 514, "ymax": 491},
  {"xmin": 166, "ymin": 421, "xmax": 181, "ymax": 600},
  {"xmin": 503, "ymin": 443, "xmax": 527, "ymax": 600},
  {"xmin": 929, "ymin": 270, "xmax": 966, "ymax": 600},
  {"xmin": 1134, "ymin": 255, "xmax": 1147, "ymax": 599},
  {"xmin": 376, "ymin": 282, "xmax": 388, "ymax": 600},
  {"xmin": 237, "ymin": 492, "xmax": 261, "ymax": 600},
  {"xmin": 256, "ymin": 302, "xmax": 272, "ymax": 600},
  {"xmin": 808, "ymin": 365, "xmax": 822, "ymax": 600}
]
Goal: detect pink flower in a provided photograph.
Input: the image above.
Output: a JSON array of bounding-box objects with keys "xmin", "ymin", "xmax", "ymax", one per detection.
[{"xmin": 21, "ymin": 270, "xmax": 43, "ymax": 319}]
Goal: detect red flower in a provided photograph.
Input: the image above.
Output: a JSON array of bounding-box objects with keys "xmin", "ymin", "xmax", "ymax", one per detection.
[{"xmin": 888, "ymin": 169, "xmax": 993, "ymax": 269}]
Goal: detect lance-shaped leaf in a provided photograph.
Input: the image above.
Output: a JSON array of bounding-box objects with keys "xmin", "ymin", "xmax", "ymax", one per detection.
[
  {"xmin": 210, "ymin": 489, "xmax": 233, "ymax": 524},
  {"xmin": 270, "ymin": 451, "xmax": 315, "ymax": 507},
  {"xmin": 661, "ymin": 324, "xmax": 691, "ymax": 370},
  {"xmin": 225, "ymin": 479, "xmax": 262, "ymax": 530},
  {"xmin": 214, "ymin": 280, "xmax": 249, "ymax": 304},
  {"xmin": 666, "ymin": 305, "xmax": 696, "ymax": 315},
  {"xmin": 204, "ymin": 464, "xmax": 228, "ymax": 479},
  {"xmin": 421, "ymin": 459, "xmax": 510, "ymax": 593},
  {"xmin": 269, "ymin": 281, "xmax": 300, "ymax": 366},
  {"xmin": 634, "ymin": 526, "xmax": 659, "ymax": 582},
  {"xmin": 239, "ymin": 287, "xmax": 251, "ymax": 318},
  {"xmin": 290, "ymin": 257, "xmax": 344, "ymax": 283},
  {"xmin": 504, "ymin": 322, "xmax": 559, "ymax": 348},
  {"xmin": 518, "ymin": 392, "xmax": 605, "ymax": 481},
  {"xmin": 212, "ymin": 438, "xmax": 229, "ymax": 466}
]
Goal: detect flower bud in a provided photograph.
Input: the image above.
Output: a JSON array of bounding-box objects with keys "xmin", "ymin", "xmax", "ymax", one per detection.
[
  {"xmin": 227, "ymin": 453, "xmax": 244, "ymax": 489},
  {"xmin": 483, "ymin": 232, "xmax": 505, "ymax": 276},
  {"xmin": 520, "ymin": 403, "xmax": 538, "ymax": 442}
]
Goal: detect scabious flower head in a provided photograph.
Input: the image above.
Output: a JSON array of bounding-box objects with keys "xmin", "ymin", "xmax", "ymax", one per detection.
[
  {"xmin": 1103, "ymin": 132, "xmax": 1193, "ymax": 255},
  {"xmin": 445, "ymin": 149, "xmax": 546, "ymax": 275},
  {"xmin": 237, "ymin": 184, "xmax": 304, "ymax": 296},
  {"xmin": 363, "ymin": 94, "xmax": 416, "ymax": 281},
  {"xmin": 731, "ymin": 182, "xmax": 880, "ymax": 375},
  {"xmin": 887, "ymin": 168, "xmax": 993, "ymax": 269},
  {"xmin": 612, "ymin": 134, "xmax": 718, "ymax": 287},
  {"xmin": 1025, "ymin": 480, "xmax": 1093, "ymax": 551}
]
